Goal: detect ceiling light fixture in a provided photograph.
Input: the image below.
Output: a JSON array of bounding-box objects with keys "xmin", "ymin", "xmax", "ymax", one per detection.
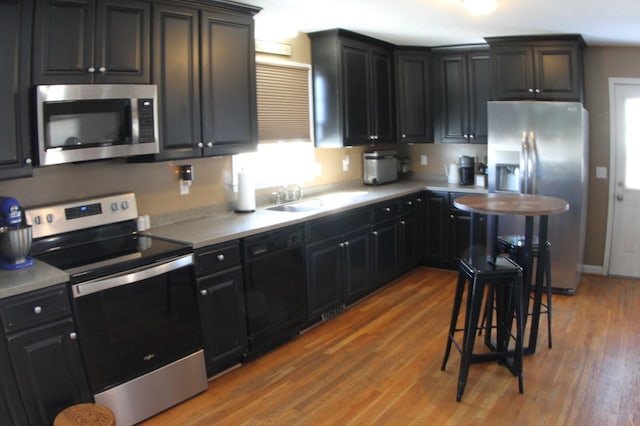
[{"xmin": 462, "ymin": 0, "xmax": 497, "ymax": 15}]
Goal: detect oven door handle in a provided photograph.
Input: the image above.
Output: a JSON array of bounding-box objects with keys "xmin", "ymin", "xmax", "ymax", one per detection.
[{"xmin": 72, "ymin": 254, "xmax": 194, "ymax": 298}]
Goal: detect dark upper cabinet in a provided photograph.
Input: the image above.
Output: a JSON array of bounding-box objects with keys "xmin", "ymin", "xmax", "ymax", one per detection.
[
  {"xmin": 148, "ymin": 2, "xmax": 258, "ymax": 161},
  {"xmin": 486, "ymin": 35, "xmax": 585, "ymax": 102},
  {"xmin": 309, "ymin": 29, "xmax": 395, "ymax": 148},
  {"xmin": 33, "ymin": 0, "xmax": 151, "ymax": 84},
  {"xmin": 0, "ymin": 0, "xmax": 33, "ymax": 180},
  {"xmin": 395, "ymin": 49, "xmax": 433, "ymax": 143},
  {"xmin": 434, "ymin": 48, "xmax": 490, "ymax": 144}
]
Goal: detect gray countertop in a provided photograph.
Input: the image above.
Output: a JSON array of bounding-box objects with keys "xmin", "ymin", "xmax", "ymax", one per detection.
[
  {"xmin": 148, "ymin": 180, "xmax": 487, "ymax": 249},
  {"xmin": 0, "ymin": 179, "xmax": 486, "ymax": 299},
  {"xmin": 0, "ymin": 260, "xmax": 69, "ymax": 299}
]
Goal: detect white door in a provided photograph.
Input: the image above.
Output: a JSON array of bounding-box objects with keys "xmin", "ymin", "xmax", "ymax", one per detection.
[{"xmin": 608, "ymin": 79, "xmax": 640, "ymax": 277}]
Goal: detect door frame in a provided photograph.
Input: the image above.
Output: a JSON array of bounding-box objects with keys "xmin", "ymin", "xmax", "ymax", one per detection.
[{"xmin": 603, "ymin": 77, "xmax": 640, "ymax": 276}]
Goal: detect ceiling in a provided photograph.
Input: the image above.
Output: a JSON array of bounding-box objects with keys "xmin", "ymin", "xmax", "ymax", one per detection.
[{"xmin": 242, "ymin": 0, "xmax": 640, "ymax": 47}]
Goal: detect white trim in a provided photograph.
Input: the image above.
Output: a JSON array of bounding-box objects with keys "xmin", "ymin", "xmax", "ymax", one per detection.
[{"xmin": 605, "ymin": 78, "xmax": 640, "ymax": 276}]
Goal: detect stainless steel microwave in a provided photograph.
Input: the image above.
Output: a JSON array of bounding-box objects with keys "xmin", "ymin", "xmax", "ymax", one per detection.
[{"xmin": 35, "ymin": 84, "xmax": 159, "ymax": 166}]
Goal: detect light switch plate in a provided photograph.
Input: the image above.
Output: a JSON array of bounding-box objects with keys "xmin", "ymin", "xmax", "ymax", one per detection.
[
  {"xmin": 420, "ymin": 155, "xmax": 428, "ymax": 166},
  {"xmin": 595, "ymin": 166, "xmax": 608, "ymax": 179}
]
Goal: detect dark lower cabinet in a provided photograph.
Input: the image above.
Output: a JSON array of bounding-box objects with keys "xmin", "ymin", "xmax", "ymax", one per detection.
[
  {"xmin": 195, "ymin": 241, "xmax": 247, "ymax": 377},
  {"xmin": 0, "ymin": 337, "xmax": 27, "ymax": 425},
  {"xmin": 399, "ymin": 192, "xmax": 426, "ymax": 272},
  {"xmin": 197, "ymin": 266, "xmax": 247, "ymax": 376},
  {"xmin": 306, "ymin": 211, "xmax": 371, "ymax": 321},
  {"xmin": 425, "ymin": 191, "xmax": 486, "ymax": 269},
  {"xmin": 371, "ymin": 217, "xmax": 399, "ymax": 288},
  {"xmin": 7, "ymin": 319, "xmax": 91, "ymax": 425},
  {"xmin": 0, "ymin": 0, "xmax": 33, "ymax": 180},
  {"xmin": 0, "ymin": 284, "xmax": 90, "ymax": 426}
]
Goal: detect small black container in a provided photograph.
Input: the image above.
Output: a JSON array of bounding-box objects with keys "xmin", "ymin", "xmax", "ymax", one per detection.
[{"xmin": 459, "ymin": 156, "xmax": 475, "ymax": 185}]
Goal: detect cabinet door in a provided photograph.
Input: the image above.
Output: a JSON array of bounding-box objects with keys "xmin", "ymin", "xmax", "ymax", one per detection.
[
  {"xmin": 396, "ymin": 52, "xmax": 432, "ymax": 143},
  {"xmin": 490, "ymin": 45, "xmax": 535, "ymax": 100},
  {"xmin": 371, "ymin": 218, "xmax": 398, "ymax": 288},
  {"xmin": 533, "ymin": 44, "xmax": 583, "ymax": 101},
  {"xmin": 437, "ymin": 52, "xmax": 468, "ymax": 143},
  {"xmin": 341, "ymin": 41, "xmax": 371, "ymax": 146},
  {"xmin": 467, "ymin": 51, "xmax": 490, "ymax": 144},
  {"xmin": 0, "ymin": 0, "xmax": 33, "ymax": 180},
  {"xmin": 198, "ymin": 266, "xmax": 247, "ymax": 377},
  {"xmin": 152, "ymin": 3, "xmax": 202, "ymax": 159},
  {"xmin": 94, "ymin": 0, "xmax": 150, "ymax": 83},
  {"xmin": 306, "ymin": 236, "xmax": 344, "ymax": 321},
  {"xmin": 343, "ymin": 227, "xmax": 371, "ymax": 304},
  {"xmin": 7, "ymin": 319, "xmax": 91, "ymax": 426},
  {"xmin": 33, "ymin": 0, "xmax": 95, "ymax": 84},
  {"xmin": 425, "ymin": 191, "xmax": 449, "ymax": 265},
  {"xmin": 370, "ymin": 47, "xmax": 395, "ymax": 144},
  {"xmin": 399, "ymin": 209, "xmax": 420, "ymax": 273},
  {"xmin": 201, "ymin": 9, "xmax": 257, "ymax": 156}
]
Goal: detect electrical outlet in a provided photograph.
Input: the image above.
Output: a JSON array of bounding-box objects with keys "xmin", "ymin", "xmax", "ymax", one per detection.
[
  {"xmin": 595, "ymin": 166, "xmax": 607, "ymax": 179},
  {"xmin": 420, "ymin": 154, "xmax": 428, "ymax": 166}
]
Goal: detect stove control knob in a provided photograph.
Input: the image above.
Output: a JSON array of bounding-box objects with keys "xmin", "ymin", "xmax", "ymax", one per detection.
[
  {"xmin": 121, "ymin": 201, "xmax": 129, "ymax": 210},
  {"xmin": 46, "ymin": 214, "xmax": 54, "ymax": 223},
  {"xmin": 111, "ymin": 202, "xmax": 119, "ymax": 212},
  {"xmin": 34, "ymin": 216, "xmax": 42, "ymax": 225}
]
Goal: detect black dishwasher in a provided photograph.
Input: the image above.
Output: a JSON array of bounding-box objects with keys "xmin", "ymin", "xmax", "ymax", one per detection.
[{"xmin": 242, "ymin": 225, "xmax": 307, "ymax": 358}]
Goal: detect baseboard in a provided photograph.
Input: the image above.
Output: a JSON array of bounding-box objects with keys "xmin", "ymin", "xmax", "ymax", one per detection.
[{"xmin": 581, "ymin": 264, "xmax": 605, "ymax": 275}]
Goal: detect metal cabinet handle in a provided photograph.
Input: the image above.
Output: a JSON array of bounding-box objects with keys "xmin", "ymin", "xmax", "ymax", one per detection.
[
  {"xmin": 384, "ymin": 207, "xmax": 391, "ymax": 212},
  {"xmin": 87, "ymin": 67, "xmax": 96, "ymax": 73},
  {"xmin": 450, "ymin": 214, "xmax": 454, "ymax": 219},
  {"xmin": 344, "ymin": 241, "xmax": 349, "ymax": 247},
  {"xmin": 463, "ymin": 134, "xmax": 468, "ymax": 139},
  {"xmin": 98, "ymin": 66, "xmax": 106, "ymax": 73},
  {"xmin": 200, "ymin": 289, "xmax": 208, "ymax": 296},
  {"xmin": 25, "ymin": 158, "xmax": 32, "ymax": 165},
  {"xmin": 528, "ymin": 88, "xmax": 534, "ymax": 93},
  {"xmin": 401, "ymin": 134, "xmax": 406, "ymax": 138},
  {"xmin": 197, "ymin": 142, "xmax": 204, "ymax": 148},
  {"xmin": 339, "ymin": 243, "xmax": 345, "ymax": 248},
  {"xmin": 469, "ymin": 134, "xmax": 475, "ymax": 140},
  {"xmin": 69, "ymin": 332, "xmax": 77, "ymax": 340},
  {"xmin": 535, "ymin": 89, "xmax": 540, "ymax": 94},
  {"xmin": 207, "ymin": 142, "xmax": 214, "ymax": 147},
  {"xmin": 33, "ymin": 306, "xmax": 42, "ymax": 314},
  {"xmin": 400, "ymin": 220, "xmax": 406, "ymax": 226},
  {"xmin": 372, "ymin": 231, "xmax": 378, "ymax": 236},
  {"xmin": 217, "ymin": 254, "xmax": 225, "ymax": 261}
]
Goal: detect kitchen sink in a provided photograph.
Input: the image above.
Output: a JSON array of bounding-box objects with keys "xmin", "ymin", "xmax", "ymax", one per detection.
[
  {"xmin": 265, "ymin": 191, "xmax": 369, "ymax": 213},
  {"xmin": 266, "ymin": 204, "xmax": 323, "ymax": 212}
]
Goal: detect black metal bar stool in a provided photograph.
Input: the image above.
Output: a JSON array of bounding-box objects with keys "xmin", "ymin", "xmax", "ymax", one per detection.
[
  {"xmin": 441, "ymin": 255, "xmax": 525, "ymax": 402},
  {"xmin": 497, "ymin": 234, "xmax": 553, "ymax": 348}
]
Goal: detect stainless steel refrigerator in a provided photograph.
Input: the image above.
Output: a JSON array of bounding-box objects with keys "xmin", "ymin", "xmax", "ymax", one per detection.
[{"xmin": 487, "ymin": 101, "xmax": 589, "ymax": 294}]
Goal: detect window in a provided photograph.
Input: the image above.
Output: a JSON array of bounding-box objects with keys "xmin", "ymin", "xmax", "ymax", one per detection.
[{"xmin": 232, "ymin": 59, "xmax": 316, "ymax": 190}]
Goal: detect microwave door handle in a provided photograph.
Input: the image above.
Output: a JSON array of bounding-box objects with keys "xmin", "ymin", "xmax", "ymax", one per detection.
[{"xmin": 519, "ymin": 130, "xmax": 528, "ymax": 193}]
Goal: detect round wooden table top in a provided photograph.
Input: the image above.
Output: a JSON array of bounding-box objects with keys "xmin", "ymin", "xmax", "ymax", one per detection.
[
  {"xmin": 453, "ymin": 193, "xmax": 569, "ymax": 216},
  {"xmin": 53, "ymin": 403, "xmax": 116, "ymax": 426}
]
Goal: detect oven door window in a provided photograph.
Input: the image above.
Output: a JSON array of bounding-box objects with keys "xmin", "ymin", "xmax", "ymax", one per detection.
[
  {"xmin": 43, "ymin": 99, "xmax": 132, "ymax": 150},
  {"xmin": 72, "ymin": 266, "xmax": 202, "ymax": 393}
]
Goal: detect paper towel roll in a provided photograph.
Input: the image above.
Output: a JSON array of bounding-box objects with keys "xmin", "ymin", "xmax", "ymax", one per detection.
[{"xmin": 236, "ymin": 170, "xmax": 256, "ymax": 212}]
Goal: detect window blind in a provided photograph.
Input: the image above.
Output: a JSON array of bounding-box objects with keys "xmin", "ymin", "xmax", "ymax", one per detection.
[{"xmin": 256, "ymin": 61, "xmax": 312, "ymax": 142}]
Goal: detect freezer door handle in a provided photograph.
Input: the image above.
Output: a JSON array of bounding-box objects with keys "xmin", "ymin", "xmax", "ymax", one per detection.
[
  {"xmin": 519, "ymin": 130, "xmax": 529, "ymax": 193},
  {"xmin": 529, "ymin": 131, "xmax": 538, "ymax": 194}
]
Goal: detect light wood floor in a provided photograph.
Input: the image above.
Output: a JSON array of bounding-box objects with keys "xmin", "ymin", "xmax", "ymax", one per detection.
[{"xmin": 143, "ymin": 267, "xmax": 640, "ymax": 425}]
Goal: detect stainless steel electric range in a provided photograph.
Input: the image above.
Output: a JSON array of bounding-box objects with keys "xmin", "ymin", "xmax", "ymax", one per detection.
[{"xmin": 25, "ymin": 193, "xmax": 207, "ymax": 426}]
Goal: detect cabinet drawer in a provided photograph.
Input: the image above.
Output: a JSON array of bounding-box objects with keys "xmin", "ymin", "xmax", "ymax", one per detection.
[
  {"xmin": 372, "ymin": 200, "xmax": 399, "ymax": 222},
  {"xmin": 0, "ymin": 284, "xmax": 71, "ymax": 333},
  {"xmin": 305, "ymin": 208, "xmax": 370, "ymax": 243},
  {"xmin": 195, "ymin": 241, "xmax": 241, "ymax": 277}
]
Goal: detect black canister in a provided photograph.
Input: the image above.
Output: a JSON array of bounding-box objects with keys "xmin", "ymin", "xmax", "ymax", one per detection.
[{"xmin": 458, "ymin": 156, "xmax": 475, "ymax": 185}]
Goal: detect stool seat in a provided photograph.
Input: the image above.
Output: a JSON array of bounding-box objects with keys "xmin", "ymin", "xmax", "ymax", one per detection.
[
  {"xmin": 53, "ymin": 403, "xmax": 116, "ymax": 426},
  {"xmin": 442, "ymin": 255, "xmax": 525, "ymax": 401}
]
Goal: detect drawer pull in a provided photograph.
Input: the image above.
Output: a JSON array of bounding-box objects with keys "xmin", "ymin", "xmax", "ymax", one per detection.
[
  {"xmin": 33, "ymin": 306, "xmax": 42, "ymax": 315},
  {"xmin": 69, "ymin": 332, "xmax": 77, "ymax": 340},
  {"xmin": 217, "ymin": 254, "xmax": 225, "ymax": 261},
  {"xmin": 384, "ymin": 207, "xmax": 391, "ymax": 212},
  {"xmin": 200, "ymin": 289, "xmax": 208, "ymax": 296}
]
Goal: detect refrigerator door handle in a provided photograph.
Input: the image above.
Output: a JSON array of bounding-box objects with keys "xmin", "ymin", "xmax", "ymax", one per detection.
[
  {"xmin": 520, "ymin": 130, "xmax": 529, "ymax": 193},
  {"xmin": 529, "ymin": 131, "xmax": 538, "ymax": 194}
]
